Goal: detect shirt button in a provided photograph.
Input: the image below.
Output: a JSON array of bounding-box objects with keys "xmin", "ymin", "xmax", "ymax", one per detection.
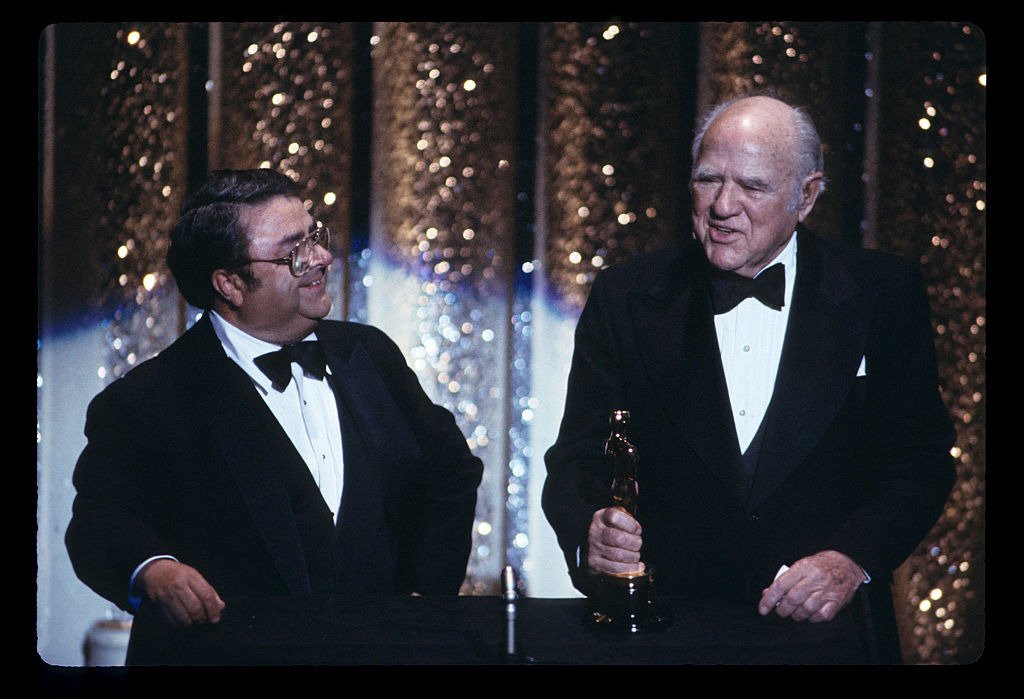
[
  {"xmin": 743, "ymin": 345, "xmax": 750, "ymax": 352},
  {"xmin": 739, "ymin": 409, "xmax": 746, "ymax": 416}
]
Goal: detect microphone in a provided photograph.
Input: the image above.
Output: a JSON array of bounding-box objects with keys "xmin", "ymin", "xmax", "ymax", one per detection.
[{"xmin": 502, "ymin": 565, "xmax": 517, "ymax": 658}]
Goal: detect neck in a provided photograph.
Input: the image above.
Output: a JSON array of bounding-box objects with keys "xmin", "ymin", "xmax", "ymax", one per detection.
[{"xmin": 210, "ymin": 305, "xmax": 317, "ymax": 346}]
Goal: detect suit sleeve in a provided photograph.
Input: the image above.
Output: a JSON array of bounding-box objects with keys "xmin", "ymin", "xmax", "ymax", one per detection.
[
  {"xmin": 823, "ymin": 263, "xmax": 956, "ymax": 578},
  {"xmin": 542, "ymin": 271, "xmax": 624, "ymax": 593},
  {"xmin": 365, "ymin": 327, "xmax": 484, "ymax": 594},
  {"xmin": 65, "ymin": 377, "xmax": 173, "ymax": 612}
]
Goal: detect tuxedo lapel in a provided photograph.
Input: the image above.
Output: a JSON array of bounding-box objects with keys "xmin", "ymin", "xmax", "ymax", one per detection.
[
  {"xmin": 182, "ymin": 316, "xmax": 313, "ymax": 596},
  {"xmin": 317, "ymin": 324, "xmax": 422, "ymax": 526},
  {"xmin": 629, "ymin": 248, "xmax": 749, "ymax": 504},
  {"xmin": 178, "ymin": 318, "xmax": 420, "ymax": 596},
  {"xmin": 747, "ymin": 230, "xmax": 874, "ymax": 511}
]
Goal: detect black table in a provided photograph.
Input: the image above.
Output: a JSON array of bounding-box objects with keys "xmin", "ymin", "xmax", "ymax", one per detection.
[{"xmin": 125, "ymin": 594, "xmax": 876, "ymax": 666}]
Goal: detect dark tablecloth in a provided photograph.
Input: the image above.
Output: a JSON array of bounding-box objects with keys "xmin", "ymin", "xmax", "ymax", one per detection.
[{"xmin": 126, "ymin": 594, "xmax": 875, "ymax": 666}]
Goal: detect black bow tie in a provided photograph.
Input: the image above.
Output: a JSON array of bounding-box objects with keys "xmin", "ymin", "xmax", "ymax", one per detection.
[
  {"xmin": 710, "ymin": 263, "xmax": 786, "ymax": 314},
  {"xmin": 254, "ymin": 341, "xmax": 327, "ymax": 391}
]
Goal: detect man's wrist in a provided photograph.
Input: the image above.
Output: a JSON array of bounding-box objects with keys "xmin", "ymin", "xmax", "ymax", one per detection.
[{"xmin": 128, "ymin": 555, "xmax": 178, "ymax": 611}]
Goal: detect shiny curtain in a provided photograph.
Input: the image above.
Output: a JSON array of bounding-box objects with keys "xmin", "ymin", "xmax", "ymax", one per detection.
[
  {"xmin": 366, "ymin": 22, "xmax": 519, "ymax": 592},
  {"xmin": 873, "ymin": 23, "xmax": 985, "ymax": 665}
]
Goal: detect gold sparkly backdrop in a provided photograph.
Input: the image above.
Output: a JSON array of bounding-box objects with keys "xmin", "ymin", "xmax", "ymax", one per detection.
[
  {"xmin": 46, "ymin": 23, "xmax": 190, "ymax": 378},
  {"xmin": 39, "ymin": 21, "xmax": 985, "ymax": 664},
  {"xmin": 541, "ymin": 22, "xmax": 692, "ymax": 313},
  {"xmin": 874, "ymin": 23, "xmax": 986, "ymax": 665},
  {"xmin": 369, "ymin": 23, "xmax": 519, "ymax": 592}
]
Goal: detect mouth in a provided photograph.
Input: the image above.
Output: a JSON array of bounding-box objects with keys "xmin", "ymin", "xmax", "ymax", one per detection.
[
  {"xmin": 300, "ymin": 271, "xmax": 327, "ymax": 289},
  {"xmin": 707, "ymin": 222, "xmax": 743, "ymax": 242}
]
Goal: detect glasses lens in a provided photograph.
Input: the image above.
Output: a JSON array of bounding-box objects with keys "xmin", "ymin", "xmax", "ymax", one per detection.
[{"xmin": 291, "ymin": 227, "xmax": 330, "ymax": 276}]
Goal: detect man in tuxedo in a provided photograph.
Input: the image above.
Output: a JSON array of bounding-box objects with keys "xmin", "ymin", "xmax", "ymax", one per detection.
[
  {"xmin": 542, "ymin": 95, "xmax": 955, "ymax": 662},
  {"xmin": 65, "ymin": 169, "xmax": 483, "ymax": 659}
]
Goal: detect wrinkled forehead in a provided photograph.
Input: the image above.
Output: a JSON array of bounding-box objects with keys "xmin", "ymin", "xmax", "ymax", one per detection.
[
  {"xmin": 696, "ymin": 114, "xmax": 800, "ymax": 180},
  {"xmin": 696, "ymin": 134, "xmax": 797, "ymax": 180}
]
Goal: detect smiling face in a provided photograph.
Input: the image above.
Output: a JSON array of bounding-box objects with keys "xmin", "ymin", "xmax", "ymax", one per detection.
[
  {"xmin": 214, "ymin": 195, "xmax": 333, "ymax": 344},
  {"xmin": 690, "ymin": 97, "xmax": 822, "ymax": 278}
]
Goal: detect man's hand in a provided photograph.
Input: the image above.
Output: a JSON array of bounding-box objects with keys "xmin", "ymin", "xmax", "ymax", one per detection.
[
  {"xmin": 758, "ymin": 550, "xmax": 865, "ymax": 622},
  {"xmin": 138, "ymin": 559, "xmax": 225, "ymax": 627},
  {"xmin": 586, "ymin": 507, "xmax": 645, "ymax": 576}
]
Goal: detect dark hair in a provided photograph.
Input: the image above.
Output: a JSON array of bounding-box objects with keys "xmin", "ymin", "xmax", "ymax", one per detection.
[{"xmin": 166, "ymin": 169, "xmax": 302, "ymax": 309}]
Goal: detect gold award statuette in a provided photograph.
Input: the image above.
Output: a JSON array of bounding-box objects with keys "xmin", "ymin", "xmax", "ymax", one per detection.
[{"xmin": 590, "ymin": 409, "xmax": 671, "ymax": 632}]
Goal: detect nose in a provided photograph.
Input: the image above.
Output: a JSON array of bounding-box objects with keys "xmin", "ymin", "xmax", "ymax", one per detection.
[
  {"xmin": 710, "ymin": 182, "xmax": 741, "ymax": 219},
  {"xmin": 310, "ymin": 237, "xmax": 334, "ymax": 266}
]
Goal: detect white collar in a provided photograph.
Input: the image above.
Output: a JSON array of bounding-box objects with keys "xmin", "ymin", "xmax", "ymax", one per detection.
[
  {"xmin": 755, "ymin": 231, "xmax": 798, "ymax": 308},
  {"xmin": 208, "ymin": 310, "xmax": 319, "ymax": 394}
]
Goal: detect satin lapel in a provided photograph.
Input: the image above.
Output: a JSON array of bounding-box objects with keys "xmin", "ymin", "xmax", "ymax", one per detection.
[
  {"xmin": 318, "ymin": 328, "xmax": 422, "ymax": 511},
  {"xmin": 747, "ymin": 231, "xmax": 873, "ymax": 511},
  {"xmin": 184, "ymin": 316, "xmax": 313, "ymax": 596},
  {"xmin": 629, "ymin": 252, "xmax": 748, "ymax": 502}
]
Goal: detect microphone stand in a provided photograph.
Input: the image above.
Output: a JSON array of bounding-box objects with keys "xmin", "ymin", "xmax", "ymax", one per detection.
[{"xmin": 500, "ymin": 565, "xmax": 528, "ymax": 664}]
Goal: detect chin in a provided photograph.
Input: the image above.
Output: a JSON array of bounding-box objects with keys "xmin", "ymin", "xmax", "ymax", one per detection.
[
  {"xmin": 307, "ymin": 307, "xmax": 331, "ymax": 323},
  {"xmin": 303, "ymin": 298, "xmax": 333, "ymax": 319},
  {"xmin": 705, "ymin": 248, "xmax": 744, "ymax": 273}
]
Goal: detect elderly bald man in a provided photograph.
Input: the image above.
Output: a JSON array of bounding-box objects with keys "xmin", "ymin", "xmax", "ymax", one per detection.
[{"xmin": 542, "ymin": 95, "xmax": 955, "ymax": 663}]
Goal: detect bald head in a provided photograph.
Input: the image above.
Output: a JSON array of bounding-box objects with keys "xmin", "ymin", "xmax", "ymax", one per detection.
[{"xmin": 691, "ymin": 96, "xmax": 825, "ymax": 208}]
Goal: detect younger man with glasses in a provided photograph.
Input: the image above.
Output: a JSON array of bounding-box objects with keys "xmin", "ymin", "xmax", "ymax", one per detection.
[{"xmin": 65, "ymin": 169, "xmax": 484, "ymax": 663}]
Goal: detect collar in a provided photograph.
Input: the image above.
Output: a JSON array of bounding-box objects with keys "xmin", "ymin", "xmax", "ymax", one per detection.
[
  {"xmin": 208, "ymin": 310, "xmax": 320, "ymax": 395},
  {"xmin": 755, "ymin": 231, "xmax": 798, "ymax": 310}
]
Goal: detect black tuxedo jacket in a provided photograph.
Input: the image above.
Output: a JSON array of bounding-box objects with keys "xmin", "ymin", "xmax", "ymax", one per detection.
[
  {"xmin": 66, "ymin": 315, "xmax": 483, "ymax": 615},
  {"xmin": 542, "ymin": 229, "xmax": 955, "ymax": 656}
]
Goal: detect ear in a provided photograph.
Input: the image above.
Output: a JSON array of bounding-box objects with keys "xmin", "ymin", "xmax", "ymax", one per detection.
[
  {"xmin": 211, "ymin": 268, "xmax": 246, "ymax": 309},
  {"xmin": 795, "ymin": 171, "xmax": 824, "ymax": 222}
]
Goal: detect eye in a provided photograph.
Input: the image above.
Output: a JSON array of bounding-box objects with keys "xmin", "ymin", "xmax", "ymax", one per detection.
[{"xmin": 691, "ymin": 174, "xmax": 720, "ymax": 187}]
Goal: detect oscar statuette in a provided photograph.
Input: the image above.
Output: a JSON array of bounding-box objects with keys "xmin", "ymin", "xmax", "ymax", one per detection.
[{"xmin": 589, "ymin": 409, "xmax": 671, "ymax": 632}]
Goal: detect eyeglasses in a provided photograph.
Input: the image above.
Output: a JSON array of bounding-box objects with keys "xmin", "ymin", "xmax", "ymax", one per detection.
[{"xmin": 244, "ymin": 225, "xmax": 332, "ymax": 277}]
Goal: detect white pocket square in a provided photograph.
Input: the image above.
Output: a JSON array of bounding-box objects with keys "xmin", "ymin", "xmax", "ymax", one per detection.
[{"xmin": 857, "ymin": 356, "xmax": 867, "ymax": 377}]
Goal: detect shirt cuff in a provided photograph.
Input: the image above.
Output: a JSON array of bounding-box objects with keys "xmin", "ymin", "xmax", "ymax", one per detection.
[{"xmin": 128, "ymin": 555, "xmax": 178, "ymax": 612}]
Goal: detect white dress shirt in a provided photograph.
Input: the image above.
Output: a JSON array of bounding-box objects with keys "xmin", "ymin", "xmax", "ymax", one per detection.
[
  {"xmin": 209, "ymin": 311, "xmax": 345, "ymax": 521},
  {"xmin": 713, "ymin": 233, "xmax": 797, "ymax": 454}
]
